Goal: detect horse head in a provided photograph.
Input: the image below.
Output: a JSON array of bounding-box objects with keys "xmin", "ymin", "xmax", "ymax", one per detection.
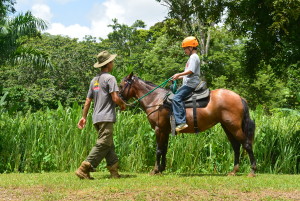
[{"xmin": 119, "ymin": 72, "xmax": 136, "ymax": 101}]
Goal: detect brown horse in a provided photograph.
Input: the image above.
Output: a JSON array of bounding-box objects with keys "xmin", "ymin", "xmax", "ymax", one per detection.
[{"xmin": 119, "ymin": 73, "xmax": 256, "ymax": 177}]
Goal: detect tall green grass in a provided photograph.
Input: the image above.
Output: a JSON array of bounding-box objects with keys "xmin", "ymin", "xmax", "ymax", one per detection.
[{"xmin": 0, "ymin": 104, "xmax": 299, "ymax": 174}]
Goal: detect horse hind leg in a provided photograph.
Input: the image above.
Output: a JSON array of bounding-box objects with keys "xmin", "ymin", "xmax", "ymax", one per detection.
[
  {"xmin": 223, "ymin": 125, "xmax": 256, "ymax": 177},
  {"xmin": 241, "ymin": 98, "xmax": 257, "ymax": 177},
  {"xmin": 242, "ymin": 140, "xmax": 256, "ymax": 177},
  {"xmin": 222, "ymin": 124, "xmax": 241, "ymax": 176}
]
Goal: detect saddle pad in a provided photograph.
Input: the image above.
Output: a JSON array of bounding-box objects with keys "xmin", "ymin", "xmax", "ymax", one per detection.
[
  {"xmin": 185, "ymin": 96, "xmax": 210, "ymax": 108},
  {"xmin": 184, "ymin": 89, "xmax": 210, "ymax": 103}
]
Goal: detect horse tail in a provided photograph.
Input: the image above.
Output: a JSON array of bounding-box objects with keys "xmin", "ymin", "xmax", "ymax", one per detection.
[{"xmin": 241, "ymin": 98, "xmax": 255, "ymax": 143}]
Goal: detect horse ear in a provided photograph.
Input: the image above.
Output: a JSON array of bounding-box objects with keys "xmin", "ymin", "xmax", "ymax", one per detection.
[{"xmin": 128, "ymin": 72, "xmax": 134, "ymax": 80}]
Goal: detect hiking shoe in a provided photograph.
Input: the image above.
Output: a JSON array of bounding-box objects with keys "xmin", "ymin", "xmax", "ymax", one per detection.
[
  {"xmin": 175, "ymin": 123, "xmax": 188, "ymax": 132},
  {"xmin": 107, "ymin": 162, "xmax": 121, "ymax": 178},
  {"xmin": 75, "ymin": 161, "xmax": 94, "ymax": 180}
]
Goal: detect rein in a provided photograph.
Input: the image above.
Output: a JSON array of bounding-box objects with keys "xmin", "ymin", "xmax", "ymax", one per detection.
[{"xmin": 121, "ymin": 77, "xmax": 173, "ymax": 107}]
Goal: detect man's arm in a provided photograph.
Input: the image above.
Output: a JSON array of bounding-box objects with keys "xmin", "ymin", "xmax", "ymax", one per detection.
[
  {"xmin": 111, "ymin": 91, "xmax": 126, "ymax": 111},
  {"xmin": 77, "ymin": 98, "xmax": 92, "ymax": 129},
  {"xmin": 172, "ymin": 70, "xmax": 193, "ymax": 80}
]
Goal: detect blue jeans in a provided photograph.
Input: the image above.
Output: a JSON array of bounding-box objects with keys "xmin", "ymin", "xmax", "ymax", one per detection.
[{"xmin": 172, "ymin": 85, "xmax": 194, "ymax": 125}]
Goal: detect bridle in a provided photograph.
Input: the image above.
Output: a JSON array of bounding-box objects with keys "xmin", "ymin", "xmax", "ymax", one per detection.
[
  {"xmin": 119, "ymin": 76, "xmax": 171, "ymax": 117},
  {"xmin": 119, "ymin": 77, "xmax": 135, "ymax": 106}
]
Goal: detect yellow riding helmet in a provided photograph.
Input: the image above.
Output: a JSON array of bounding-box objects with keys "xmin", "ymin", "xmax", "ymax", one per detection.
[{"xmin": 182, "ymin": 36, "xmax": 199, "ymax": 48}]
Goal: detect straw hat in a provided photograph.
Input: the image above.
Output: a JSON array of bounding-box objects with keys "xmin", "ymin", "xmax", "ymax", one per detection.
[{"xmin": 93, "ymin": 51, "xmax": 117, "ymax": 68}]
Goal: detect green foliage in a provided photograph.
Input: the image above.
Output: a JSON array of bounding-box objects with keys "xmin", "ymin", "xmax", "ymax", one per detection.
[
  {"xmin": 0, "ymin": 11, "xmax": 49, "ymax": 68},
  {"xmin": 253, "ymin": 106, "xmax": 300, "ymax": 173},
  {"xmin": 0, "ymin": 92, "xmax": 8, "ymax": 113},
  {"xmin": 114, "ymin": 110, "xmax": 156, "ymax": 172},
  {"xmin": 105, "ymin": 19, "xmax": 163, "ymax": 79},
  {"xmin": 0, "ymin": 0, "xmax": 15, "ymax": 17},
  {"xmin": 285, "ymin": 63, "xmax": 300, "ymax": 108},
  {"xmin": 202, "ymin": 27, "xmax": 245, "ymax": 90},
  {"xmin": 167, "ymin": 125, "xmax": 233, "ymax": 174},
  {"xmin": 225, "ymin": 0, "xmax": 300, "ymax": 80},
  {"xmin": 157, "ymin": 0, "xmax": 224, "ymax": 56},
  {"xmin": 108, "ymin": 18, "xmax": 147, "ymax": 57},
  {"xmin": 1, "ymin": 1, "xmax": 299, "ymax": 111},
  {"xmin": 142, "ymin": 34, "xmax": 186, "ymax": 82},
  {"xmin": 248, "ymin": 64, "xmax": 288, "ymax": 109},
  {"xmin": 0, "ymin": 105, "xmax": 299, "ymax": 174},
  {"xmin": 1, "ymin": 33, "xmax": 104, "ymax": 112}
]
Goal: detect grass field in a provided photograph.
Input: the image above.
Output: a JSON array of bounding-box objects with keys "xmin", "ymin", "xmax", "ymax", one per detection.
[
  {"xmin": 0, "ymin": 172, "xmax": 299, "ymax": 200},
  {"xmin": 1, "ymin": 106, "xmax": 299, "ymax": 174}
]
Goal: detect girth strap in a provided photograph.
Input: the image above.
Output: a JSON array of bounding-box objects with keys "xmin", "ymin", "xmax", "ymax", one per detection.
[{"xmin": 192, "ymin": 96, "xmax": 199, "ymax": 134}]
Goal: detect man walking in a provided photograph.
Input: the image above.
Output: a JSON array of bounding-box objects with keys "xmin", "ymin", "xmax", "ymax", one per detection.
[{"xmin": 75, "ymin": 50, "xmax": 126, "ymax": 179}]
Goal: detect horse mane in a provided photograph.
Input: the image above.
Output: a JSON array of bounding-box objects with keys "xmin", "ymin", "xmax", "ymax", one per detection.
[{"xmin": 134, "ymin": 76, "xmax": 158, "ymax": 87}]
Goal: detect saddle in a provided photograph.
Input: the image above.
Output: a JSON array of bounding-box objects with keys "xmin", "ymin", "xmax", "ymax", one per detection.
[
  {"xmin": 164, "ymin": 81, "xmax": 210, "ymax": 135},
  {"xmin": 166, "ymin": 81, "xmax": 210, "ymax": 107}
]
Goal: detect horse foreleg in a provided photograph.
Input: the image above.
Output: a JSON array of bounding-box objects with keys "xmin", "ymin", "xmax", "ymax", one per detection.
[
  {"xmin": 150, "ymin": 127, "xmax": 169, "ymax": 175},
  {"xmin": 150, "ymin": 148, "xmax": 162, "ymax": 175},
  {"xmin": 150, "ymin": 144, "xmax": 168, "ymax": 174},
  {"xmin": 159, "ymin": 143, "xmax": 168, "ymax": 172}
]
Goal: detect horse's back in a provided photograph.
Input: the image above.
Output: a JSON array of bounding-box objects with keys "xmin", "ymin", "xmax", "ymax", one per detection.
[
  {"xmin": 209, "ymin": 89, "xmax": 245, "ymax": 128},
  {"xmin": 211, "ymin": 88, "xmax": 243, "ymax": 108},
  {"xmin": 209, "ymin": 88, "xmax": 244, "ymax": 118},
  {"xmin": 184, "ymin": 88, "xmax": 244, "ymax": 133}
]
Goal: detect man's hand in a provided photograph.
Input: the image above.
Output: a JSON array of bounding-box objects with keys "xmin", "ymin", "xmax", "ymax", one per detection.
[
  {"xmin": 77, "ymin": 98, "xmax": 92, "ymax": 130},
  {"xmin": 172, "ymin": 70, "xmax": 193, "ymax": 81},
  {"xmin": 77, "ymin": 117, "xmax": 86, "ymax": 129},
  {"xmin": 119, "ymin": 103, "xmax": 126, "ymax": 111},
  {"xmin": 172, "ymin": 73, "xmax": 181, "ymax": 80},
  {"xmin": 111, "ymin": 91, "xmax": 126, "ymax": 111}
]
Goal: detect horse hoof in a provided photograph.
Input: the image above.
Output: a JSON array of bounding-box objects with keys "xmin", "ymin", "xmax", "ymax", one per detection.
[
  {"xmin": 149, "ymin": 170, "xmax": 159, "ymax": 175},
  {"xmin": 227, "ymin": 172, "xmax": 236, "ymax": 176},
  {"xmin": 247, "ymin": 173, "xmax": 256, "ymax": 177},
  {"xmin": 149, "ymin": 170, "xmax": 161, "ymax": 176},
  {"xmin": 149, "ymin": 171, "xmax": 155, "ymax": 176}
]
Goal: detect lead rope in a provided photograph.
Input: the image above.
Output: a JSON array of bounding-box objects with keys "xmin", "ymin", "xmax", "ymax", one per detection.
[{"xmin": 126, "ymin": 77, "xmax": 173, "ymax": 106}]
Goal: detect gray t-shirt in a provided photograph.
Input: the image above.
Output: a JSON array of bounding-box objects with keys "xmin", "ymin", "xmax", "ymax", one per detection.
[
  {"xmin": 183, "ymin": 53, "xmax": 201, "ymax": 88},
  {"xmin": 87, "ymin": 73, "xmax": 119, "ymax": 124}
]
